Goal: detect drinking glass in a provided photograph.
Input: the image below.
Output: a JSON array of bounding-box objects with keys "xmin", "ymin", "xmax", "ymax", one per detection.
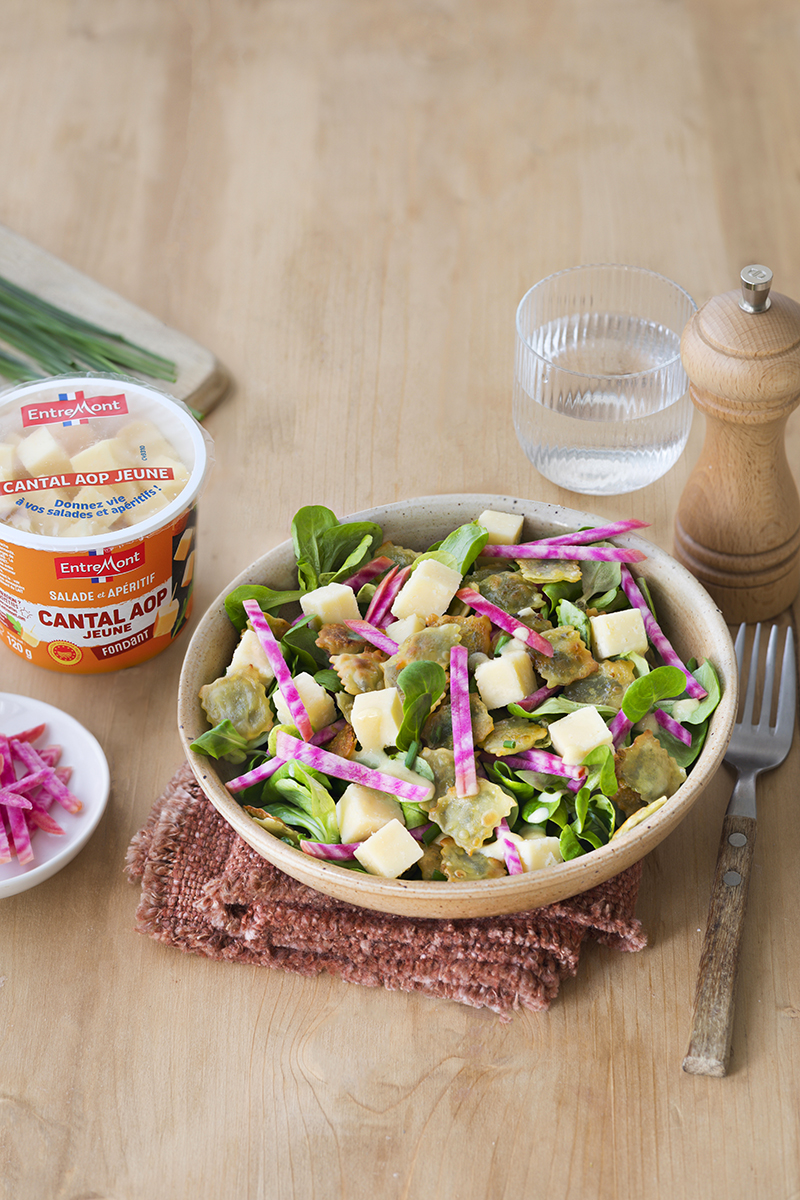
[{"xmin": 513, "ymin": 264, "xmax": 697, "ymax": 495}]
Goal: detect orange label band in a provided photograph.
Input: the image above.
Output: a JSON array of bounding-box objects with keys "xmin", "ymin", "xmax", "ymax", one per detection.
[{"xmin": 0, "ymin": 508, "xmax": 196, "ymax": 674}]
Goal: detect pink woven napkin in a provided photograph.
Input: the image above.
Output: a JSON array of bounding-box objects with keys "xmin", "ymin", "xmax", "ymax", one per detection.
[{"xmin": 126, "ymin": 763, "xmax": 647, "ymax": 1020}]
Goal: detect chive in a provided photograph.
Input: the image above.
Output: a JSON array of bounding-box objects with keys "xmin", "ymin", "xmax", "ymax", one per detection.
[
  {"xmin": 0, "ymin": 274, "xmax": 178, "ymax": 384},
  {"xmin": 0, "ymin": 349, "xmax": 39, "ymax": 382}
]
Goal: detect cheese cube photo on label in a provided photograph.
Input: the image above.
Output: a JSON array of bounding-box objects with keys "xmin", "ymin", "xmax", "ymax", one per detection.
[
  {"xmin": 353, "ymin": 819, "xmax": 424, "ymax": 878},
  {"xmin": 548, "ymin": 705, "xmax": 613, "ymax": 764},
  {"xmin": 590, "ymin": 609, "xmax": 648, "ymax": 659},
  {"xmin": 153, "ymin": 599, "xmax": 180, "ymax": 638},
  {"xmin": 181, "ymin": 551, "xmax": 195, "ymax": 587},
  {"xmin": 390, "ymin": 558, "xmax": 463, "ymax": 620},
  {"xmin": 174, "ymin": 527, "xmax": 194, "ymax": 561},
  {"xmin": 476, "ymin": 509, "xmax": 524, "ymax": 546},
  {"xmin": 300, "ymin": 581, "xmax": 361, "ymax": 627}
]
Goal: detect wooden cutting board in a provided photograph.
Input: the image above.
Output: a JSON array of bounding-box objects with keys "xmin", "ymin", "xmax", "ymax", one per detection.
[{"xmin": 0, "ymin": 224, "xmax": 229, "ymax": 417}]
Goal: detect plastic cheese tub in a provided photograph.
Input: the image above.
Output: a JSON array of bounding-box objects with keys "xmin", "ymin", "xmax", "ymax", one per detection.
[{"xmin": 0, "ymin": 374, "xmax": 213, "ymax": 673}]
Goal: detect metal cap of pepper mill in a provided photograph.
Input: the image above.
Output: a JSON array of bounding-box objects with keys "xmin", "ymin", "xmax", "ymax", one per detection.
[
  {"xmin": 739, "ymin": 264, "xmax": 773, "ymax": 313},
  {"xmin": 674, "ymin": 266, "xmax": 800, "ymax": 623}
]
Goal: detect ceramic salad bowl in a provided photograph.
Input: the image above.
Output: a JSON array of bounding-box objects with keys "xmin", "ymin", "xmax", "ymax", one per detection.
[{"xmin": 177, "ymin": 494, "xmax": 737, "ymax": 919}]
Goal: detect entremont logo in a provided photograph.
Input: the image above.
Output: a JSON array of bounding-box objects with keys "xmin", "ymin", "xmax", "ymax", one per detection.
[
  {"xmin": 54, "ymin": 542, "xmax": 145, "ymax": 581},
  {"xmin": 21, "ymin": 390, "xmax": 129, "ymax": 428}
]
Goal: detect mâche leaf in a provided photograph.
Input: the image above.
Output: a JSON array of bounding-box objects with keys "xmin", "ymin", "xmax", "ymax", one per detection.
[
  {"xmin": 224, "ymin": 584, "xmax": 302, "ymax": 629},
  {"xmin": 423, "ymin": 522, "xmax": 489, "ymax": 574},
  {"xmin": 621, "ymin": 665, "xmax": 688, "ymax": 723},
  {"xmin": 395, "ymin": 661, "xmax": 447, "ymax": 752},
  {"xmin": 291, "ymin": 506, "xmax": 383, "ymax": 592},
  {"xmin": 189, "ymin": 719, "xmax": 268, "ymax": 764}
]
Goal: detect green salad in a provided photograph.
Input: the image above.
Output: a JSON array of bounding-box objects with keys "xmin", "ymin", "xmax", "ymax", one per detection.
[{"xmin": 191, "ymin": 505, "xmax": 721, "ymax": 882}]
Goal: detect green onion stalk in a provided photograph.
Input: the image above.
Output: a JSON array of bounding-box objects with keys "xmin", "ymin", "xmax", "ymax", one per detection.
[{"xmin": 0, "ymin": 273, "xmax": 179, "ymax": 386}]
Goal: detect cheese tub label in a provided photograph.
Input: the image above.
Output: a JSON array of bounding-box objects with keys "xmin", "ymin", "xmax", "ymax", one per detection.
[
  {"xmin": 0, "ymin": 374, "xmax": 213, "ymax": 674},
  {"xmin": 0, "ymin": 507, "xmax": 197, "ymax": 673}
]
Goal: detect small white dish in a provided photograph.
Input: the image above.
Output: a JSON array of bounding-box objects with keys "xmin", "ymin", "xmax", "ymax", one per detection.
[{"xmin": 0, "ymin": 693, "xmax": 110, "ymax": 898}]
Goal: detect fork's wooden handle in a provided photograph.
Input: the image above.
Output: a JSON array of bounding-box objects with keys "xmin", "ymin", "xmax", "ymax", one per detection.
[{"xmin": 682, "ymin": 813, "xmax": 757, "ymax": 1077}]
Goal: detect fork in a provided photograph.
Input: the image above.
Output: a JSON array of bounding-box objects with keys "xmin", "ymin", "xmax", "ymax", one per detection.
[{"xmin": 683, "ymin": 622, "xmax": 796, "ymax": 1077}]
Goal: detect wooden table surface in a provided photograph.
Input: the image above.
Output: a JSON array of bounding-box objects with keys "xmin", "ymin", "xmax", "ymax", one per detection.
[{"xmin": 2, "ymin": 3, "xmax": 799, "ymax": 1197}]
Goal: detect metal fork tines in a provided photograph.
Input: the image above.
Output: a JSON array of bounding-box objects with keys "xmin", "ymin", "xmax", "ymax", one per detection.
[
  {"xmin": 726, "ymin": 623, "xmax": 796, "ymax": 818},
  {"xmin": 683, "ymin": 622, "xmax": 797, "ymax": 1077}
]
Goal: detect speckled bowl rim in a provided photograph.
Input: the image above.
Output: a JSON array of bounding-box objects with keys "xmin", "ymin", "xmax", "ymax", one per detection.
[{"xmin": 177, "ymin": 494, "xmax": 737, "ymax": 919}]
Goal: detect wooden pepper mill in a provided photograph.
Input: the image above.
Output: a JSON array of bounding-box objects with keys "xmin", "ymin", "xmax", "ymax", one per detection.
[{"xmin": 674, "ymin": 265, "xmax": 800, "ymax": 623}]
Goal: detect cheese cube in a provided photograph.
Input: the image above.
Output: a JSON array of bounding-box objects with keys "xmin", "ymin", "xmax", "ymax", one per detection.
[
  {"xmin": 519, "ymin": 834, "xmax": 564, "ymax": 871},
  {"xmin": 476, "ymin": 509, "xmax": 524, "ymax": 546},
  {"xmin": 109, "ymin": 481, "xmax": 139, "ymax": 504},
  {"xmin": 671, "ymin": 699, "xmax": 700, "ymax": 722},
  {"xmin": 121, "ymin": 457, "xmax": 190, "ymax": 524},
  {"xmin": 353, "ymin": 819, "xmax": 424, "ymax": 878},
  {"xmin": 0, "ymin": 441, "xmax": 20, "ymax": 474},
  {"xmin": 497, "ymin": 636, "xmax": 529, "ymax": 656},
  {"xmin": 139, "ymin": 455, "xmax": 190, "ymax": 500},
  {"xmin": 350, "ymin": 687, "xmax": 404, "ymax": 751},
  {"xmin": 117, "ymin": 419, "xmax": 174, "ymax": 461},
  {"xmin": 390, "ymin": 559, "xmax": 463, "ymax": 620},
  {"xmin": 336, "ymin": 783, "xmax": 404, "ymax": 844},
  {"xmin": 70, "ymin": 437, "xmax": 131, "ymax": 474},
  {"xmin": 548, "ymin": 705, "xmax": 613, "ymax": 765},
  {"xmin": 27, "ymin": 489, "xmax": 74, "ymax": 536},
  {"xmin": 60, "ymin": 517, "xmax": 113, "ymax": 538},
  {"xmin": 227, "ymin": 627, "xmax": 276, "ymax": 685},
  {"xmin": 17, "ymin": 427, "xmax": 72, "ymax": 477},
  {"xmin": 273, "ymin": 671, "xmax": 336, "ymax": 731},
  {"xmin": 590, "ymin": 609, "xmax": 648, "ymax": 659},
  {"xmin": 385, "ymin": 614, "xmax": 426, "ymax": 644},
  {"xmin": 474, "ymin": 650, "xmax": 535, "ymax": 710},
  {"xmin": 299, "ymin": 581, "xmax": 360, "ymax": 628},
  {"xmin": 0, "ymin": 487, "xmax": 15, "ymax": 521},
  {"xmin": 61, "ymin": 487, "xmax": 117, "ymax": 534},
  {"xmin": 483, "ymin": 831, "xmax": 564, "ymax": 872}
]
